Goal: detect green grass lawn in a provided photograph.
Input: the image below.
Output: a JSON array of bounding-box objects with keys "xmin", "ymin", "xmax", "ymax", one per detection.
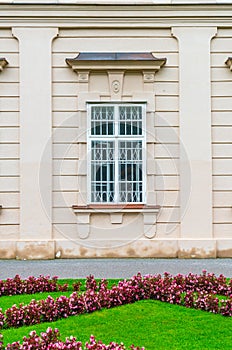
[{"xmin": 1, "ymin": 279, "xmax": 232, "ymax": 349}]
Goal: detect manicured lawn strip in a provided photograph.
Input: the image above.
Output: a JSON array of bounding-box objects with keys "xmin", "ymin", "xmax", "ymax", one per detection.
[
  {"xmin": 2, "ymin": 300, "xmax": 232, "ymax": 349},
  {"xmin": 57, "ymin": 278, "xmax": 121, "ymax": 291},
  {"xmin": 0, "ymin": 279, "xmax": 121, "ymax": 312}
]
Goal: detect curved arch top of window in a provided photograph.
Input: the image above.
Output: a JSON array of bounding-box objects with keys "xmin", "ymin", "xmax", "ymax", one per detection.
[
  {"xmin": 66, "ymin": 52, "xmax": 166, "ymax": 73},
  {"xmin": 225, "ymin": 57, "xmax": 232, "ymax": 70},
  {"xmin": 0, "ymin": 58, "xmax": 8, "ymax": 72}
]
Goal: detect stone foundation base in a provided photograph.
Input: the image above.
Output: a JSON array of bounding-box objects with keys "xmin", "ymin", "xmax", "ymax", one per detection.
[
  {"xmin": 0, "ymin": 241, "xmax": 55, "ymax": 260},
  {"xmin": 55, "ymin": 239, "xmax": 178, "ymax": 259},
  {"xmin": 178, "ymin": 240, "xmax": 216, "ymax": 258},
  {"xmin": 0, "ymin": 239, "xmax": 232, "ymax": 259}
]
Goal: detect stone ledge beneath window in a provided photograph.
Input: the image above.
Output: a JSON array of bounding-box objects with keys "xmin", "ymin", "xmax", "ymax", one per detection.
[{"xmin": 72, "ymin": 204, "xmax": 160, "ymax": 240}]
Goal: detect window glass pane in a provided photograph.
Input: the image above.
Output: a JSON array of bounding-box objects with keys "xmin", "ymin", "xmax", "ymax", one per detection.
[
  {"xmin": 91, "ymin": 106, "xmax": 114, "ymax": 135},
  {"xmin": 119, "ymin": 106, "xmax": 142, "ymax": 136},
  {"xmin": 89, "ymin": 103, "xmax": 144, "ymax": 204},
  {"xmin": 118, "ymin": 140, "xmax": 143, "ymax": 202},
  {"xmin": 91, "ymin": 141, "xmax": 115, "ymax": 202}
]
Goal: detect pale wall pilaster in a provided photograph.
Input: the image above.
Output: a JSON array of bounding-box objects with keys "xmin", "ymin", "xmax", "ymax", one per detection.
[
  {"xmin": 172, "ymin": 27, "xmax": 217, "ymax": 241},
  {"xmin": 12, "ymin": 28, "xmax": 58, "ymax": 255}
]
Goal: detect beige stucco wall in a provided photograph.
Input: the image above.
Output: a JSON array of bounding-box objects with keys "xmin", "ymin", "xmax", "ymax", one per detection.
[
  {"xmin": 0, "ymin": 29, "xmax": 19, "ymax": 257},
  {"xmin": 211, "ymin": 29, "xmax": 232, "ymax": 248},
  {"xmin": 52, "ymin": 28, "xmax": 180, "ymax": 252},
  {"xmin": 0, "ymin": 2, "xmax": 232, "ymax": 258}
]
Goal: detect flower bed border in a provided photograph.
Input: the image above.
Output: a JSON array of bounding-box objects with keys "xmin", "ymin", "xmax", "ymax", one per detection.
[
  {"xmin": 2, "ymin": 328, "xmax": 143, "ymax": 350},
  {"xmin": 0, "ymin": 271, "xmax": 232, "ymax": 331}
]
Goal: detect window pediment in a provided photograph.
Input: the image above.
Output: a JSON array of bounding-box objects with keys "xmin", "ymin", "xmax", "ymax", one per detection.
[{"xmin": 66, "ymin": 52, "xmax": 166, "ymax": 73}]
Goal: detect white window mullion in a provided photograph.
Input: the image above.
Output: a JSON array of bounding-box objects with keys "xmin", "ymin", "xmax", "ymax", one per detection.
[
  {"xmin": 115, "ymin": 140, "xmax": 119, "ymax": 203},
  {"xmin": 87, "ymin": 104, "xmax": 91, "ymax": 203},
  {"xmin": 142, "ymin": 104, "xmax": 146, "ymax": 203},
  {"xmin": 115, "ymin": 105, "xmax": 119, "ymax": 203}
]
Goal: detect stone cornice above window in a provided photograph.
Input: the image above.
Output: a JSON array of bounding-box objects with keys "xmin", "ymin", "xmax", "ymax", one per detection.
[
  {"xmin": 66, "ymin": 52, "xmax": 166, "ymax": 74},
  {"xmin": 225, "ymin": 57, "xmax": 232, "ymax": 70},
  {"xmin": 0, "ymin": 58, "xmax": 8, "ymax": 72}
]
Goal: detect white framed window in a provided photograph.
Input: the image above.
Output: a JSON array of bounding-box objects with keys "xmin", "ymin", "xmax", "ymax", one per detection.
[{"xmin": 87, "ymin": 103, "xmax": 146, "ymax": 204}]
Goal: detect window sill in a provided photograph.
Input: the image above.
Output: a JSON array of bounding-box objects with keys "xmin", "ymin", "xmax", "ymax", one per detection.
[
  {"xmin": 72, "ymin": 204, "xmax": 160, "ymax": 213},
  {"xmin": 72, "ymin": 204, "xmax": 160, "ymax": 239}
]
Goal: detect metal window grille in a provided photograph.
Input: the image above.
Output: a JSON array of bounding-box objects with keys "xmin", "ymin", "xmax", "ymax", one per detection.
[
  {"xmin": 119, "ymin": 140, "xmax": 143, "ymax": 203},
  {"xmin": 89, "ymin": 104, "xmax": 145, "ymax": 203}
]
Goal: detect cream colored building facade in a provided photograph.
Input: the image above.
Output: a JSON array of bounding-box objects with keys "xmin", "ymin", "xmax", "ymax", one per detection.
[{"xmin": 0, "ymin": 0, "xmax": 232, "ymax": 259}]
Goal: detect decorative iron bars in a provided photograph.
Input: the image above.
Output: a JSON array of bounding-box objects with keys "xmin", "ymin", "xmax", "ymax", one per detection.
[{"xmin": 90, "ymin": 104, "xmax": 145, "ymax": 203}]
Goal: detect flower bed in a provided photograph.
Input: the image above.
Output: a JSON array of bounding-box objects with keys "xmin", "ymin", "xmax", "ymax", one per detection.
[
  {"xmin": 2, "ymin": 328, "xmax": 143, "ymax": 350},
  {"xmin": 0, "ymin": 271, "xmax": 232, "ymax": 348},
  {"xmin": 0, "ymin": 271, "xmax": 232, "ymax": 330},
  {"xmin": 0, "ymin": 275, "xmax": 68, "ymax": 296}
]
